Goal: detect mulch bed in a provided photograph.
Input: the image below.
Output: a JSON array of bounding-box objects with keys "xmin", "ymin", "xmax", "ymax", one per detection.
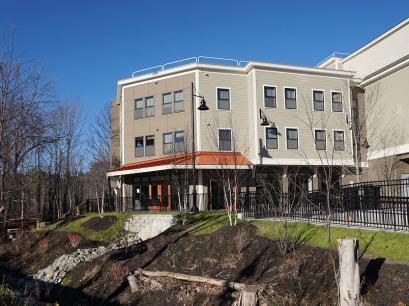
[{"xmin": 80, "ymin": 216, "xmax": 117, "ymax": 232}]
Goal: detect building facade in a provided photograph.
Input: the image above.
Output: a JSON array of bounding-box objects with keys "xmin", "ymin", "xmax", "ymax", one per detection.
[{"xmin": 108, "ymin": 18, "xmax": 409, "ymax": 210}]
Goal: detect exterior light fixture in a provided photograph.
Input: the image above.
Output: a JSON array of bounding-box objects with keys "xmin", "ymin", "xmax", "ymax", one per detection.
[
  {"xmin": 261, "ymin": 116, "xmax": 269, "ymax": 126},
  {"xmin": 197, "ymin": 98, "xmax": 209, "ymax": 111}
]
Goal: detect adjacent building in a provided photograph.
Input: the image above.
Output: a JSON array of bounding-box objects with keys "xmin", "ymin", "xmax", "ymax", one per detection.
[{"xmin": 108, "ymin": 17, "xmax": 409, "ymax": 210}]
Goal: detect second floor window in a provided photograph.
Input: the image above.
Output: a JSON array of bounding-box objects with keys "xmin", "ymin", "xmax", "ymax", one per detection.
[
  {"xmin": 332, "ymin": 92, "xmax": 343, "ymax": 112},
  {"xmin": 135, "ymin": 137, "xmax": 144, "ymax": 157},
  {"xmin": 313, "ymin": 90, "xmax": 324, "ymax": 111},
  {"xmin": 219, "ymin": 129, "xmax": 232, "ymax": 151},
  {"xmin": 134, "ymin": 99, "xmax": 144, "ymax": 119},
  {"xmin": 145, "ymin": 135, "xmax": 155, "ymax": 156},
  {"xmin": 266, "ymin": 127, "xmax": 278, "ymax": 149},
  {"xmin": 217, "ymin": 88, "xmax": 230, "ymax": 110},
  {"xmin": 285, "ymin": 88, "xmax": 297, "ymax": 109},
  {"xmin": 145, "ymin": 96, "xmax": 155, "ymax": 117},
  {"xmin": 162, "ymin": 93, "xmax": 172, "ymax": 114},
  {"xmin": 315, "ymin": 129, "xmax": 326, "ymax": 150},
  {"xmin": 264, "ymin": 86, "xmax": 276, "ymax": 108},
  {"xmin": 163, "ymin": 132, "xmax": 173, "ymax": 154},
  {"xmin": 174, "ymin": 91, "xmax": 184, "ymax": 112},
  {"xmin": 334, "ymin": 131, "xmax": 345, "ymax": 151},
  {"xmin": 286, "ymin": 128, "xmax": 298, "ymax": 149},
  {"xmin": 174, "ymin": 131, "xmax": 185, "ymax": 152}
]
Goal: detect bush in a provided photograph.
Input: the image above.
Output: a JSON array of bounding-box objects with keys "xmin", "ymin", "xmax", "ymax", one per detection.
[
  {"xmin": 67, "ymin": 232, "xmax": 81, "ymax": 248},
  {"xmin": 38, "ymin": 237, "xmax": 49, "ymax": 251}
]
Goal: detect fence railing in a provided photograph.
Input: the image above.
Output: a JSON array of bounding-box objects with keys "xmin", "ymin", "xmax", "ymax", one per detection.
[{"xmin": 243, "ymin": 179, "xmax": 409, "ymax": 231}]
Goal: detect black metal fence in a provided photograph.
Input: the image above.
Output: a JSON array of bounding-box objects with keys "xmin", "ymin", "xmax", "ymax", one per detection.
[{"xmin": 243, "ymin": 179, "xmax": 409, "ymax": 231}]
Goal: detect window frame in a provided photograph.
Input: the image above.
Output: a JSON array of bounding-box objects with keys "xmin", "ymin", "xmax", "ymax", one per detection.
[
  {"xmin": 263, "ymin": 85, "xmax": 277, "ymax": 108},
  {"xmin": 333, "ymin": 129, "xmax": 345, "ymax": 151},
  {"xmin": 135, "ymin": 136, "xmax": 144, "ymax": 157},
  {"xmin": 265, "ymin": 126, "xmax": 279, "ymax": 149},
  {"xmin": 218, "ymin": 128, "xmax": 232, "ymax": 151},
  {"xmin": 134, "ymin": 98, "xmax": 144, "ymax": 120},
  {"xmin": 331, "ymin": 91, "xmax": 344, "ymax": 113},
  {"xmin": 285, "ymin": 127, "xmax": 299, "ymax": 150},
  {"xmin": 145, "ymin": 135, "xmax": 155, "ymax": 156},
  {"xmin": 283, "ymin": 87, "xmax": 298, "ymax": 110},
  {"xmin": 216, "ymin": 87, "xmax": 231, "ymax": 110},
  {"xmin": 312, "ymin": 89, "xmax": 325, "ymax": 112},
  {"xmin": 162, "ymin": 92, "xmax": 173, "ymax": 114},
  {"xmin": 173, "ymin": 90, "xmax": 184, "ymax": 113},
  {"xmin": 314, "ymin": 129, "xmax": 327, "ymax": 151}
]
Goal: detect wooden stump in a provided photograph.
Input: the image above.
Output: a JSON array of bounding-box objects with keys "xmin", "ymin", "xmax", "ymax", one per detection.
[{"xmin": 337, "ymin": 238, "xmax": 361, "ymax": 306}]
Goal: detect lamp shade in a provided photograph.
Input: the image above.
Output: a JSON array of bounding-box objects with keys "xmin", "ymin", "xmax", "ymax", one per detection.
[
  {"xmin": 197, "ymin": 98, "xmax": 209, "ymax": 111},
  {"xmin": 261, "ymin": 116, "xmax": 269, "ymax": 126}
]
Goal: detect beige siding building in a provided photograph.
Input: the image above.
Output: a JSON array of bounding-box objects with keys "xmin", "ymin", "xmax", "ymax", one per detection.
[{"xmin": 108, "ymin": 17, "xmax": 409, "ymax": 210}]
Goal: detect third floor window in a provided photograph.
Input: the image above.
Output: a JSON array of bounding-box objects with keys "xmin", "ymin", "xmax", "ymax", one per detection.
[
  {"xmin": 174, "ymin": 90, "xmax": 184, "ymax": 112},
  {"xmin": 315, "ymin": 129, "xmax": 326, "ymax": 150},
  {"xmin": 134, "ymin": 99, "xmax": 144, "ymax": 119},
  {"xmin": 162, "ymin": 93, "xmax": 172, "ymax": 114},
  {"xmin": 313, "ymin": 90, "xmax": 324, "ymax": 111},
  {"xmin": 145, "ymin": 96, "xmax": 155, "ymax": 117},
  {"xmin": 285, "ymin": 88, "xmax": 297, "ymax": 109},
  {"xmin": 217, "ymin": 88, "xmax": 230, "ymax": 110},
  {"xmin": 264, "ymin": 86, "xmax": 277, "ymax": 108},
  {"xmin": 332, "ymin": 92, "xmax": 343, "ymax": 112}
]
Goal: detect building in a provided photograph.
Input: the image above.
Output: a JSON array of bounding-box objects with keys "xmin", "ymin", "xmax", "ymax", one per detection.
[{"xmin": 108, "ymin": 18, "xmax": 409, "ymax": 211}]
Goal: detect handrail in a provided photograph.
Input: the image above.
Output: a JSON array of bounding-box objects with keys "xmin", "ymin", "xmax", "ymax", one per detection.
[
  {"xmin": 198, "ymin": 55, "xmax": 239, "ymax": 66},
  {"xmin": 316, "ymin": 52, "xmax": 349, "ymax": 67},
  {"xmin": 162, "ymin": 57, "xmax": 198, "ymax": 70},
  {"xmin": 132, "ymin": 65, "xmax": 164, "ymax": 78}
]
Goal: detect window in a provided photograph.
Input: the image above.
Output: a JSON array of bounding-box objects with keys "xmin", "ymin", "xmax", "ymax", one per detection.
[
  {"xmin": 218, "ymin": 129, "xmax": 232, "ymax": 151},
  {"xmin": 315, "ymin": 130, "xmax": 326, "ymax": 150},
  {"xmin": 332, "ymin": 92, "xmax": 343, "ymax": 112},
  {"xmin": 145, "ymin": 96, "xmax": 154, "ymax": 117},
  {"xmin": 313, "ymin": 90, "xmax": 324, "ymax": 111},
  {"xmin": 162, "ymin": 93, "xmax": 172, "ymax": 114},
  {"xmin": 163, "ymin": 132, "xmax": 173, "ymax": 154},
  {"xmin": 266, "ymin": 127, "xmax": 278, "ymax": 149},
  {"xmin": 217, "ymin": 88, "xmax": 230, "ymax": 110},
  {"xmin": 334, "ymin": 131, "xmax": 345, "ymax": 151},
  {"xmin": 174, "ymin": 91, "xmax": 184, "ymax": 112},
  {"xmin": 286, "ymin": 128, "xmax": 298, "ymax": 149},
  {"xmin": 174, "ymin": 131, "xmax": 185, "ymax": 152},
  {"xmin": 285, "ymin": 88, "xmax": 297, "ymax": 109},
  {"xmin": 145, "ymin": 135, "xmax": 155, "ymax": 156},
  {"xmin": 134, "ymin": 99, "xmax": 144, "ymax": 119},
  {"xmin": 135, "ymin": 137, "xmax": 144, "ymax": 157},
  {"xmin": 264, "ymin": 86, "xmax": 276, "ymax": 108}
]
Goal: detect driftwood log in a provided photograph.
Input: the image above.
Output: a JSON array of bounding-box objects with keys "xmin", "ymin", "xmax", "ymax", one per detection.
[{"xmin": 129, "ymin": 268, "xmax": 264, "ymax": 306}]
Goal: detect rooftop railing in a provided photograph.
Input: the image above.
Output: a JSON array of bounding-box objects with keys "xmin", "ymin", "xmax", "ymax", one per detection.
[{"xmin": 131, "ymin": 56, "xmax": 249, "ymax": 78}]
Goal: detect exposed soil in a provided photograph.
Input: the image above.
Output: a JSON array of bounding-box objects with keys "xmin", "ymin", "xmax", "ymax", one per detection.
[
  {"xmin": 81, "ymin": 216, "xmax": 117, "ymax": 232},
  {"xmin": 1, "ymin": 222, "xmax": 409, "ymax": 305},
  {"xmin": 59, "ymin": 215, "xmax": 86, "ymax": 226}
]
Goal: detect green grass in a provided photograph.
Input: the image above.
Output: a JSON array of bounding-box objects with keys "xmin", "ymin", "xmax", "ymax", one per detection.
[{"xmin": 253, "ymin": 220, "xmax": 409, "ymax": 262}]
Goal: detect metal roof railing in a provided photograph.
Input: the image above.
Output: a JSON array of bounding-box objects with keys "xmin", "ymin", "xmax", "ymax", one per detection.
[{"xmin": 131, "ymin": 56, "xmax": 249, "ymax": 78}]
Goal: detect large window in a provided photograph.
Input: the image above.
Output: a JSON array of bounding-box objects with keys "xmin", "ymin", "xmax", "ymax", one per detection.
[
  {"xmin": 174, "ymin": 91, "xmax": 184, "ymax": 112},
  {"xmin": 134, "ymin": 98, "xmax": 144, "ymax": 119},
  {"xmin": 218, "ymin": 129, "xmax": 232, "ymax": 151},
  {"xmin": 145, "ymin": 96, "xmax": 155, "ymax": 117},
  {"xmin": 264, "ymin": 86, "xmax": 276, "ymax": 108},
  {"xmin": 162, "ymin": 93, "xmax": 172, "ymax": 114},
  {"xmin": 315, "ymin": 129, "xmax": 326, "ymax": 150},
  {"xmin": 174, "ymin": 131, "xmax": 185, "ymax": 153},
  {"xmin": 285, "ymin": 88, "xmax": 297, "ymax": 109},
  {"xmin": 145, "ymin": 135, "xmax": 155, "ymax": 156},
  {"xmin": 313, "ymin": 90, "xmax": 324, "ymax": 111},
  {"xmin": 163, "ymin": 132, "xmax": 173, "ymax": 154},
  {"xmin": 332, "ymin": 92, "xmax": 343, "ymax": 112},
  {"xmin": 135, "ymin": 137, "xmax": 144, "ymax": 157},
  {"xmin": 286, "ymin": 128, "xmax": 298, "ymax": 149},
  {"xmin": 217, "ymin": 88, "xmax": 230, "ymax": 110},
  {"xmin": 266, "ymin": 127, "xmax": 278, "ymax": 149},
  {"xmin": 334, "ymin": 131, "xmax": 345, "ymax": 151}
]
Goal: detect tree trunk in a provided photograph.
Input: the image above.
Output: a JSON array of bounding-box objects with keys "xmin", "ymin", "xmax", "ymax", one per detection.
[{"xmin": 338, "ymin": 238, "xmax": 361, "ymax": 306}]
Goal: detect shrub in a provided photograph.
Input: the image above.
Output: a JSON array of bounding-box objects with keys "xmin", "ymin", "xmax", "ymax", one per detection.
[
  {"xmin": 67, "ymin": 232, "xmax": 81, "ymax": 248},
  {"xmin": 38, "ymin": 237, "xmax": 49, "ymax": 251}
]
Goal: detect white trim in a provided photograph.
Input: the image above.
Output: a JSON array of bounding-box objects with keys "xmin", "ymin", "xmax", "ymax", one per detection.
[
  {"xmin": 251, "ymin": 157, "xmax": 354, "ymax": 167},
  {"xmin": 215, "ymin": 87, "xmax": 232, "ymax": 110},
  {"xmin": 330, "ymin": 90, "xmax": 344, "ymax": 113},
  {"xmin": 121, "ymin": 70, "xmax": 196, "ymax": 88},
  {"xmin": 262, "ymin": 84, "xmax": 277, "ymax": 108},
  {"xmin": 311, "ymin": 89, "xmax": 325, "ymax": 112},
  {"xmin": 252, "ymin": 71, "xmax": 259, "ymax": 163},
  {"xmin": 332, "ymin": 129, "xmax": 346, "ymax": 152},
  {"xmin": 264, "ymin": 125, "xmax": 279, "ymax": 150},
  {"xmin": 283, "ymin": 87, "xmax": 298, "ymax": 110},
  {"xmin": 368, "ymin": 144, "xmax": 409, "ymax": 160},
  {"xmin": 121, "ymin": 86, "xmax": 125, "ymax": 165},
  {"xmin": 285, "ymin": 127, "xmax": 299, "ymax": 150},
  {"xmin": 313, "ymin": 128, "xmax": 327, "ymax": 151},
  {"xmin": 217, "ymin": 128, "xmax": 233, "ymax": 152},
  {"xmin": 195, "ymin": 71, "xmax": 201, "ymax": 151},
  {"xmin": 360, "ymin": 162, "xmax": 369, "ymax": 168},
  {"xmin": 347, "ymin": 79, "xmax": 354, "ymax": 157}
]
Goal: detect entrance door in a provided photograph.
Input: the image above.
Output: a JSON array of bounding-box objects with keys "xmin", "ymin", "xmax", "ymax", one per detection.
[
  {"xmin": 210, "ymin": 180, "xmax": 224, "ymax": 210},
  {"xmin": 401, "ymin": 174, "xmax": 409, "ymax": 197}
]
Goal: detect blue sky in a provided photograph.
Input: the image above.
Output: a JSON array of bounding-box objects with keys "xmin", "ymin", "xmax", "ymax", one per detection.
[{"xmin": 1, "ymin": 0, "xmax": 408, "ymax": 120}]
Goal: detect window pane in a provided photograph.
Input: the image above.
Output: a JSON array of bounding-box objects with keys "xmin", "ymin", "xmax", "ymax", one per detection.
[
  {"xmin": 334, "ymin": 131, "xmax": 345, "ymax": 151},
  {"xmin": 313, "ymin": 91, "xmax": 324, "ymax": 102},
  {"xmin": 135, "ymin": 99, "xmax": 143, "ymax": 108},
  {"xmin": 134, "ymin": 99, "xmax": 144, "ymax": 119},
  {"xmin": 264, "ymin": 87, "xmax": 276, "ymax": 108},
  {"xmin": 217, "ymin": 89, "xmax": 230, "ymax": 110},
  {"xmin": 145, "ymin": 136, "xmax": 155, "ymax": 156},
  {"xmin": 286, "ymin": 129, "xmax": 298, "ymax": 149},
  {"xmin": 163, "ymin": 133, "xmax": 173, "ymax": 154},
  {"xmin": 285, "ymin": 88, "xmax": 296, "ymax": 99},
  {"xmin": 285, "ymin": 88, "xmax": 297, "ymax": 109},
  {"xmin": 332, "ymin": 92, "xmax": 343, "ymax": 112},
  {"xmin": 218, "ymin": 89, "xmax": 229, "ymax": 100},
  {"xmin": 332, "ymin": 92, "xmax": 342, "ymax": 103},
  {"xmin": 266, "ymin": 127, "xmax": 278, "ymax": 149},
  {"xmin": 145, "ymin": 96, "xmax": 154, "ymax": 107},
  {"xmin": 135, "ymin": 137, "xmax": 144, "ymax": 157},
  {"xmin": 314, "ymin": 100, "xmax": 324, "ymax": 111},
  {"xmin": 163, "ymin": 93, "xmax": 172, "ymax": 113},
  {"xmin": 174, "ymin": 91, "xmax": 183, "ymax": 102},
  {"xmin": 315, "ymin": 130, "xmax": 326, "ymax": 150},
  {"xmin": 174, "ymin": 91, "xmax": 184, "ymax": 112},
  {"xmin": 333, "ymin": 101, "xmax": 343, "ymax": 112},
  {"xmin": 174, "ymin": 131, "xmax": 185, "ymax": 152},
  {"xmin": 219, "ymin": 129, "xmax": 232, "ymax": 151}
]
